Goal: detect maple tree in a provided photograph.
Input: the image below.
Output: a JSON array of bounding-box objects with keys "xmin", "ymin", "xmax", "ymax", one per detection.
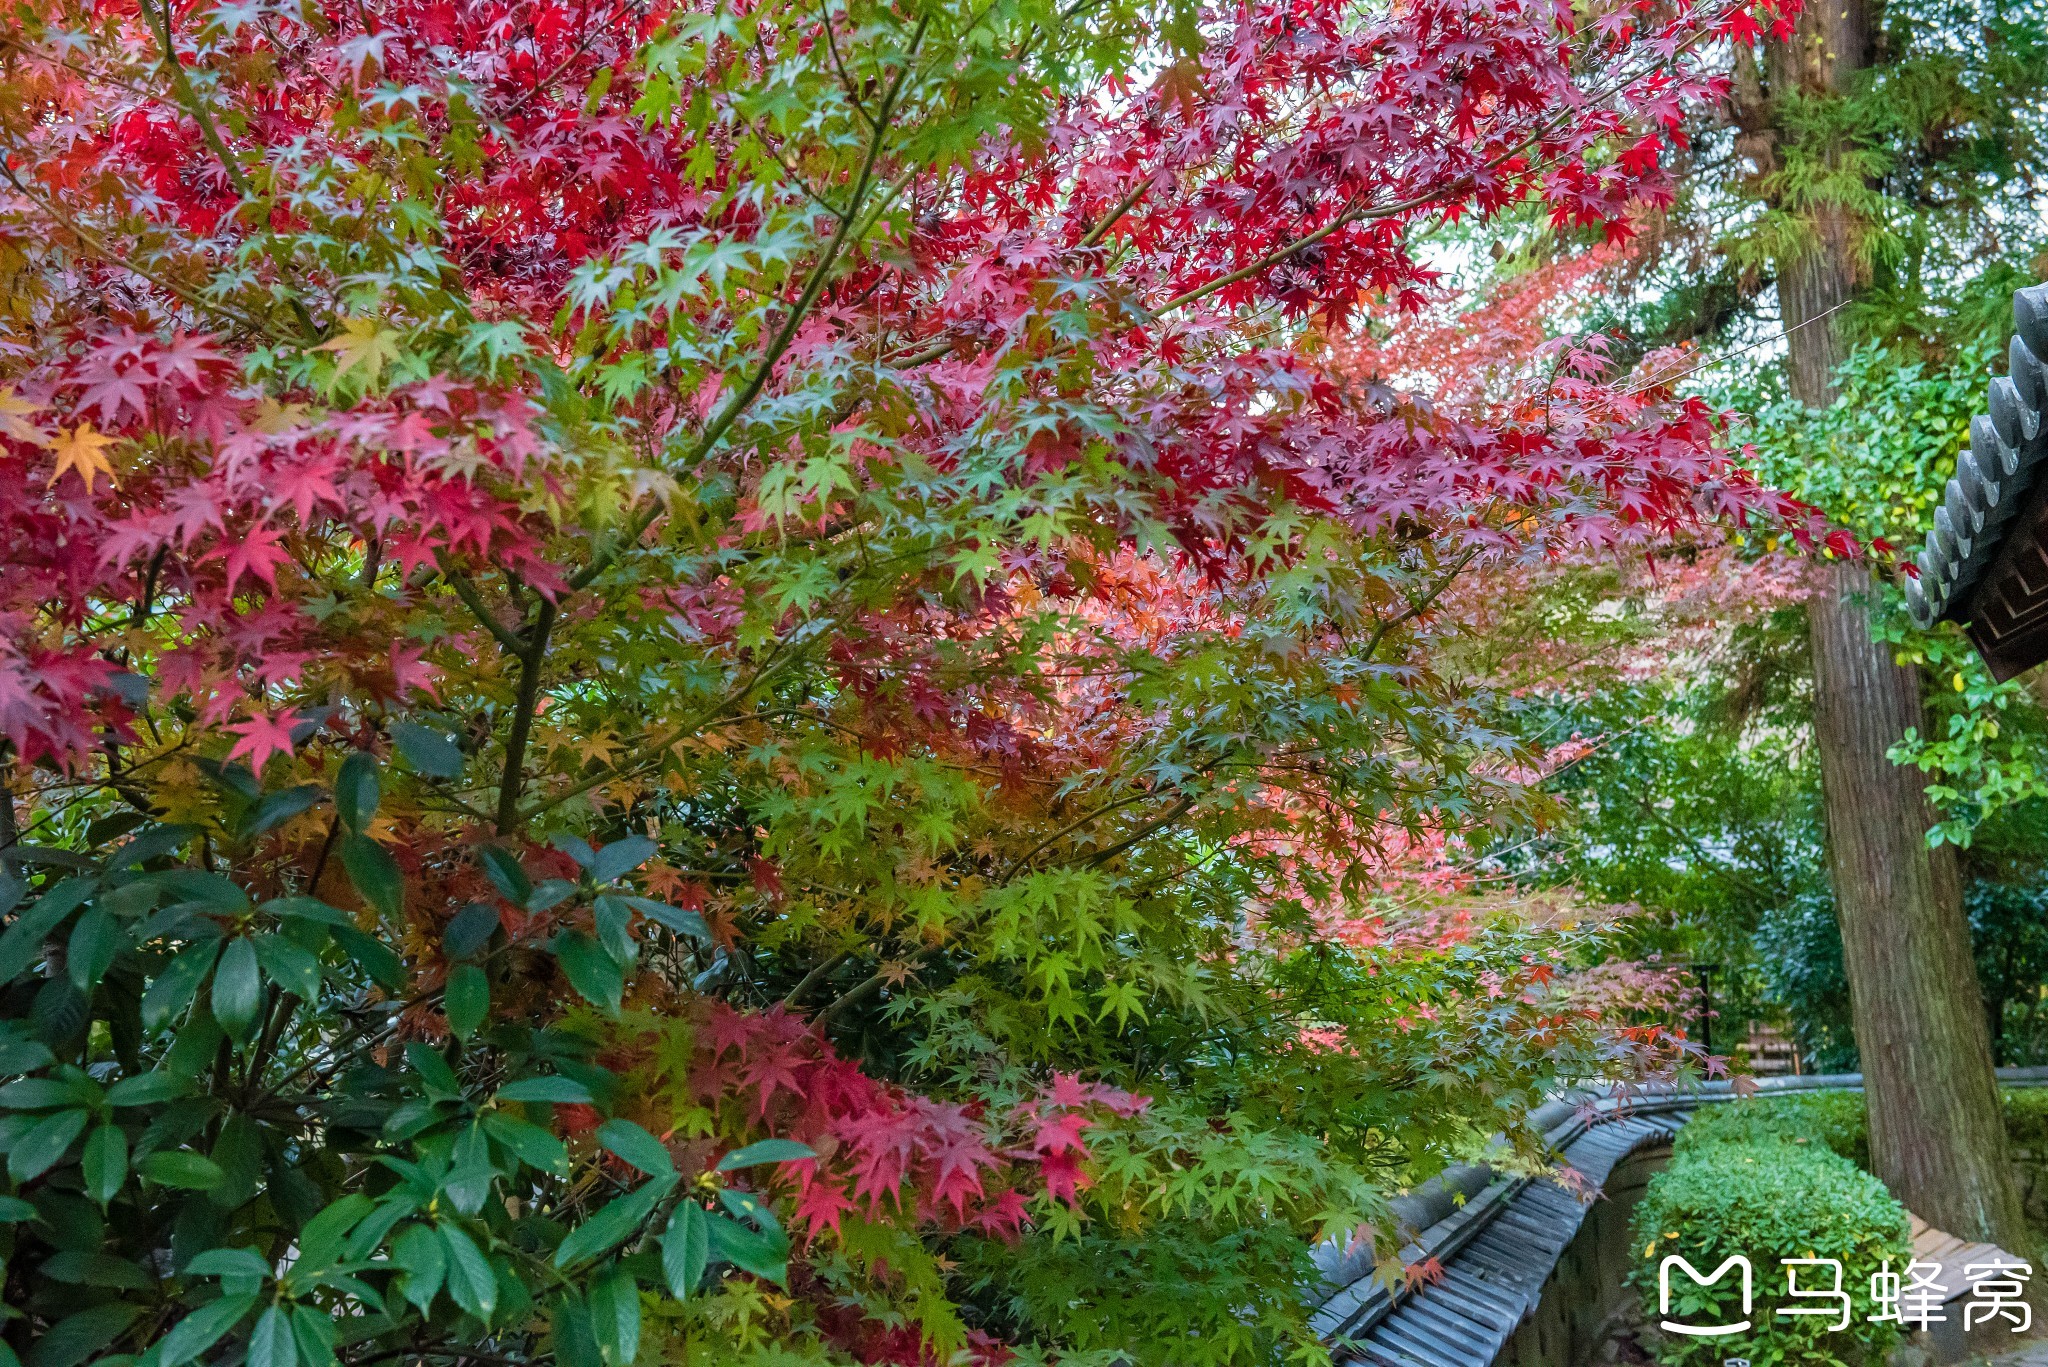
[{"xmin": 0, "ymin": 0, "xmax": 1823, "ymax": 1361}]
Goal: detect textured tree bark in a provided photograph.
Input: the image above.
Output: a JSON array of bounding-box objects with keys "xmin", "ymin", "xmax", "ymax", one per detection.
[
  {"xmin": 1744, "ymin": 0, "xmax": 2033, "ymax": 1251},
  {"xmin": 1810, "ymin": 562, "xmax": 2031, "ymax": 1248}
]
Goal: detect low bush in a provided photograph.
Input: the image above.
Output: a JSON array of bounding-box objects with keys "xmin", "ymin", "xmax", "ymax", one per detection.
[
  {"xmin": 1631, "ymin": 1115, "xmax": 1909, "ymax": 1367},
  {"xmin": 1677, "ymin": 1092, "xmax": 1870, "ymax": 1169},
  {"xmin": 2004, "ymin": 1087, "xmax": 2048, "ymax": 1160}
]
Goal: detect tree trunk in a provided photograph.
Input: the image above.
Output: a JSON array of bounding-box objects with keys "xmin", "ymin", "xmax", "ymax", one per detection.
[
  {"xmin": 1750, "ymin": 0, "xmax": 2033, "ymax": 1251},
  {"xmin": 1810, "ymin": 561, "xmax": 2030, "ymax": 1248}
]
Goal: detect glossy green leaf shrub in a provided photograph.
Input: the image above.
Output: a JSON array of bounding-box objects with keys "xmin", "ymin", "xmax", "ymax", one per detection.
[{"xmin": 1632, "ymin": 1107, "xmax": 1908, "ymax": 1367}]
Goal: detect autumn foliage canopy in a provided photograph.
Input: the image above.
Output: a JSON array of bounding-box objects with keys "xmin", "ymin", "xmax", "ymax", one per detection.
[{"xmin": 0, "ymin": 0, "xmax": 1816, "ymax": 1360}]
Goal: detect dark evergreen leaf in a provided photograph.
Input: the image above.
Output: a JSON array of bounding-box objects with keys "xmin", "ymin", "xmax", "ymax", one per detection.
[
  {"xmin": 339, "ymin": 834, "xmax": 403, "ymax": 921},
  {"xmin": 0, "ymin": 878, "xmax": 92, "ymax": 983},
  {"xmin": 157, "ymin": 1293, "xmax": 257, "ymax": 1367},
  {"xmin": 8, "ymin": 1108, "xmax": 87, "ymax": 1182},
  {"xmin": 590, "ymin": 1263, "xmax": 641, "ymax": 1366},
  {"xmin": 80, "ymin": 1123, "xmax": 126, "ymax": 1204},
  {"xmin": 597, "ymin": 1118, "xmax": 673, "ymax": 1176},
  {"xmin": 476, "ymin": 846, "xmax": 532, "ymax": 904},
  {"xmin": 211, "ymin": 936, "xmax": 263, "ymax": 1040},
  {"xmin": 715, "ymin": 1138, "xmax": 816, "ymax": 1171},
  {"xmin": 553, "ymin": 931, "xmax": 624, "ymax": 1013},
  {"xmin": 661, "ymin": 1200, "xmax": 709, "ymax": 1298},
  {"xmin": 590, "ymin": 835, "xmax": 656, "ymax": 885},
  {"xmin": 141, "ymin": 940, "xmax": 220, "ymax": 1031},
  {"xmin": 552, "ymin": 1175, "xmax": 676, "ymax": 1268},
  {"xmin": 23, "ymin": 1302, "xmax": 141, "ymax": 1367},
  {"xmin": 444, "ymin": 964, "xmax": 488, "ymax": 1039},
  {"xmin": 334, "ymin": 752, "xmax": 381, "ymax": 834},
  {"xmin": 391, "ymin": 721, "xmax": 465, "ymax": 779},
  {"xmin": 481, "ymin": 1111, "xmax": 569, "ymax": 1176},
  {"xmin": 141, "ymin": 1149, "xmax": 225, "ymax": 1190},
  {"xmin": 443, "ymin": 902, "xmax": 500, "ymax": 959},
  {"xmin": 440, "ymin": 1222, "xmax": 498, "ymax": 1322},
  {"xmin": 64, "ymin": 906, "xmax": 122, "ymax": 992}
]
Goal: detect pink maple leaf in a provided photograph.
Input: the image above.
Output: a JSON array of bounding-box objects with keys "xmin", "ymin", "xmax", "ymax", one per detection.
[{"xmin": 227, "ymin": 708, "xmax": 301, "ymax": 773}]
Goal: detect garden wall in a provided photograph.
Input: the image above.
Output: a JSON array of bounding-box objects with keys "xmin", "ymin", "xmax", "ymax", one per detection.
[{"xmin": 1494, "ymin": 1141, "xmax": 1672, "ymax": 1367}]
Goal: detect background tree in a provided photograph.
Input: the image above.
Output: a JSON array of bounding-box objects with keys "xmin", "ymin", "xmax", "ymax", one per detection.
[
  {"xmin": 0, "ymin": 0, "xmax": 1807, "ymax": 1363},
  {"xmin": 1447, "ymin": 0, "xmax": 2048, "ymax": 1248}
]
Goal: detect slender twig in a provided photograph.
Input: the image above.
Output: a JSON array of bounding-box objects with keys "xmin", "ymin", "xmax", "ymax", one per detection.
[
  {"xmin": 1079, "ymin": 793, "xmax": 1198, "ymax": 869},
  {"xmin": 1362, "ymin": 547, "xmax": 1482, "ymax": 662},
  {"xmin": 892, "ymin": 3, "xmax": 1745, "ymax": 372},
  {"xmin": 1619, "ymin": 299, "xmax": 1853, "ymax": 398},
  {"xmin": 1077, "ymin": 176, "xmax": 1154, "ymax": 249},
  {"xmin": 999, "ymin": 787, "xmax": 1162, "ymax": 881},
  {"xmin": 517, "ymin": 627, "xmax": 813, "ymax": 820},
  {"xmin": 0, "ymin": 163, "xmax": 279, "ymax": 339},
  {"xmin": 813, "ymin": 964, "xmax": 896, "ymax": 1030},
  {"xmin": 445, "ymin": 569, "xmax": 527, "ymax": 654},
  {"xmin": 779, "ymin": 950, "xmax": 852, "ymax": 1009}
]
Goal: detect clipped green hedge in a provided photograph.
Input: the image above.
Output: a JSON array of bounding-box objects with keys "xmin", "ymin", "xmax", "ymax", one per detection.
[
  {"xmin": 1684, "ymin": 1085, "xmax": 2048, "ymax": 1180},
  {"xmin": 2004, "ymin": 1087, "xmax": 2048, "ymax": 1159},
  {"xmin": 1631, "ymin": 1108, "xmax": 1909, "ymax": 1367},
  {"xmin": 1676, "ymin": 1091, "xmax": 1871, "ymax": 1169}
]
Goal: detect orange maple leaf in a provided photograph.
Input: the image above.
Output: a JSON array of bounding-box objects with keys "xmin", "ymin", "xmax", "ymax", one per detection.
[{"xmin": 48, "ymin": 423, "xmax": 119, "ymax": 492}]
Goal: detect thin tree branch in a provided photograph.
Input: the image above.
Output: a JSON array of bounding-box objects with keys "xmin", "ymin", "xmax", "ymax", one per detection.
[
  {"xmin": 445, "ymin": 569, "xmax": 528, "ymax": 655},
  {"xmin": 1362, "ymin": 546, "xmax": 1482, "ymax": 662},
  {"xmin": 135, "ymin": 0, "xmax": 255, "ymax": 200},
  {"xmin": 495, "ymin": 598, "xmax": 558, "ymax": 834},
  {"xmin": 779, "ymin": 950, "xmax": 852, "ymax": 1009},
  {"xmin": 566, "ymin": 14, "xmax": 931, "ymax": 593}
]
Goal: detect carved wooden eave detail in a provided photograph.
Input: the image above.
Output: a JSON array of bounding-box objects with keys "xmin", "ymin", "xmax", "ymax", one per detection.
[{"xmin": 1907, "ymin": 284, "xmax": 2048, "ymax": 681}]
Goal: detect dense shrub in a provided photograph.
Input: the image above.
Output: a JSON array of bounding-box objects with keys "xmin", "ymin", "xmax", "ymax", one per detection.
[
  {"xmin": 1677, "ymin": 1092, "xmax": 1871, "ymax": 1169},
  {"xmin": 1632, "ymin": 1112, "xmax": 1909, "ymax": 1367},
  {"xmin": 2003, "ymin": 1087, "xmax": 2048, "ymax": 1158}
]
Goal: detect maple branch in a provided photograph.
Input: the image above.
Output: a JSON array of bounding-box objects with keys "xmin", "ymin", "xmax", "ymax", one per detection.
[
  {"xmin": 445, "ymin": 569, "xmax": 528, "ymax": 655},
  {"xmin": 999, "ymin": 787, "xmax": 1162, "ymax": 880},
  {"xmin": 517, "ymin": 624, "xmax": 817, "ymax": 820},
  {"xmin": 815, "ymin": 3, "xmax": 876, "ymax": 131},
  {"xmin": 0, "ymin": 164, "xmax": 280, "ymax": 340},
  {"xmin": 812, "ymin": 963, "xmax": 898, "ymax": 1031},
  {"xmin": 1077, "ymin": 176, "xmax": 1155, "ymax": 249},
  {"xmin": 495, "ymin": 598, "xmax": 559, "ymax": 834},
  {"xmin": 1078, "ymin": 793, "xmax": 1198, "ymax": 869},
  {"xmin": 0, "ymin": 34, "xmax": 157, "ymax": 100},
  {"xmin": 135, "ymin": 0, "xmax": 255, "ymax": 202},
  {"xmin": 896, "ymin": 5, "xmax": 1748, "ymax": 371},
  {"xmin": 566, "ymin": 15, "xmax": 929, "ymax": 594},
  {"xmin": 811, "ymin": 792, "xmax": 1204, "ymax": 1026},
  {"xmin": 779, "ymin": 950, "xmax": 853, "ymax": 1009},
  {"xmin": 685, "ymin": 15, "xmax": 926, "ymax": 458},
  {"xmin": 1361, "ymin": 546, "xmax": 1481, "ymax": 663}
]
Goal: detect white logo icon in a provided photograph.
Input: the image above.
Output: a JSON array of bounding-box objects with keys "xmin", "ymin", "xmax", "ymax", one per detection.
[{"xmin": 1659, "ymin": 1254, "xmax": 1754, "ymax": 1336}]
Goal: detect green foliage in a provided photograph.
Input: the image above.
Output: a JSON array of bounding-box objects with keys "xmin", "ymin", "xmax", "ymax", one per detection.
[
  {"xmin": 2003, "ymin": 1088, "xmax": 2048, "ymax": 1161},
  {"xmin": 1752, "ymin": 895, "xmax": 1861, "ymax": 1070},
  {"xmin": 1633, "ymin": 1108, "xmax": 1908, "ymax": 1367},
  {"xmin": 0, "ymin": 769, "xmax": 821, "ymax": 1367},
  {"xmin": 1676, "ymin": 1094, "xmax": 1871, "ymax": 1169}
]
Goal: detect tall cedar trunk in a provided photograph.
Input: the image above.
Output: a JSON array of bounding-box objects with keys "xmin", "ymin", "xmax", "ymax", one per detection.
[
  {"xmin": 1755, "ymin": 0, "xmax": 2033, "ymax": 1249},
  {"xmin": 1810, "ymin": 561, "xmax": 2029, "ymax": 1246}
]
